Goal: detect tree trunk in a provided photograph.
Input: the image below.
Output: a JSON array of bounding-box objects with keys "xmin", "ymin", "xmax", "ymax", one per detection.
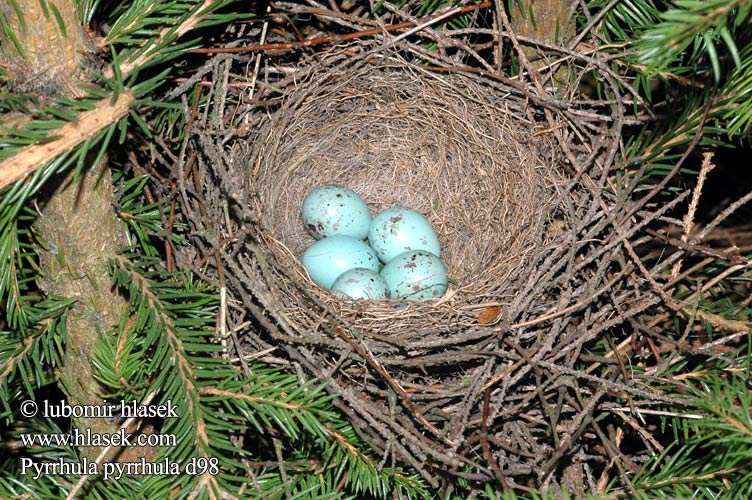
[
  {"xmin": 0, "ymin": 0, "xmax": 91, "ymax": 96},
  {"xmin": 34, "ymin": 163, "xmax": 132, "ymax": 462},
  {"xmin": 1, "ymin": 0, "xmax": 144, "ymax": 462},
  {"xmin": 509, "ymin": 0, "xmax": 578, "ymax": 88}
]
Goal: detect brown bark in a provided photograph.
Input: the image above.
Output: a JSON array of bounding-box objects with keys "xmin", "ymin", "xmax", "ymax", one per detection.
[{"xmin": 510, "ymin": 0, "xmax": 576, "ymax": 49}]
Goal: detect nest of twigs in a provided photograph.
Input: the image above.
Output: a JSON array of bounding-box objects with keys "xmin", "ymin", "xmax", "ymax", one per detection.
[{"xmin": 192, "ymin": 44, "xmax": 676, "ymax": 493}]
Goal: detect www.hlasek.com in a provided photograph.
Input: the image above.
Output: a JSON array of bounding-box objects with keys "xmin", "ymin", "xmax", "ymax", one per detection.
[
  {"xmin": 18, "ymin": 399, "xmax": 219, "ymax": 480},
  {"xmin": 21, "ymin": 427, "xmax": 177, "ymax": 448}
]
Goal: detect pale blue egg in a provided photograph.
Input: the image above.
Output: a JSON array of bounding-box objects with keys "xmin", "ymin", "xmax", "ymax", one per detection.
[
  {"xmin": 302, "ymin": 185, "xmax": 372, "ymax": 240},
  {"xmin": 368, "ymin": 207, "xmax": 440, "ymax": 264},
  {"xmin": 380, "ymin": 250, "xmax": 448, "ymax": 300},
  {"xmin": 302, "ymin": 236, "xmax": 380, "ymax": 289},
  {"xmin": 331, "ymin": 268, "xmax": 390, "ymax": 300}
]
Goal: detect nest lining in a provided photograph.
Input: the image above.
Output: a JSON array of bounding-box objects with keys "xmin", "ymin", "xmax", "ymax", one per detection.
[{"xmin": 250, "ymin": 58, "xmax": 564, "ymax": 324}]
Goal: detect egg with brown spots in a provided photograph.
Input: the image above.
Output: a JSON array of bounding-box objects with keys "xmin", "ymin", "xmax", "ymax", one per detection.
[
  {"xmin": 331, "ymin": 268, "xmax": 390, "ymax": 299},
  {"xmin": 368, "ymin": 207, "xmax": 440, "ymax": 264},
  {"xmin": 380, "ymin": 250, "xmax": 448, "ymax": 300},
  {"xmin": 301, "ymin": 185, "xmax": 371, "ymax": 240}
]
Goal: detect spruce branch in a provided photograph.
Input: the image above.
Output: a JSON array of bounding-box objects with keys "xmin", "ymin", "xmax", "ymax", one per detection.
[
  {"xmin": 0, "ymin": 91, "xmax": 133, "ymax": 190},
  {"xmin": 201, "ymin": 380, "xmax": 428, "ymax": 498},
  {"xmin": 103, "ymin": 0, "xmax": 237, "ymax": 79},
  {"xmin": 725, "ymin": 43, "xmax": 752, "ymax": 135},
  {"xmin": 114, "ymin": 172, "xmax": 186, "ymax": 258},
  {"xmin": 109, "ymin": 253, "xmax": 226, "ymax": 495},
  {"xmin": 0, "ymin": 0, "xmax": 245, "ymax": 192},
  {"xmin": 625, "ymin": 370, "xmax": 752, "ymax": 499},
  {"xmin": 0, "ymin": 216, "xmax": 32, "ymax": 330},
  {"xmin": 0, "ymin": 297, "xmax": 73, "ymax": 414},
  {"xmin": 638, "ymin": 0, "xmax": 752, "ymax": 80},
  {"xmin": 64, "ymin": 391, "xmax": 158, "ymax": 500},
  {"xmin": 91, "ymin": 314, "xmax": 148, "ymax": 397},
  {"xmin": 633, "ymin": 0, "xmax": 752, "ymax": 136}
]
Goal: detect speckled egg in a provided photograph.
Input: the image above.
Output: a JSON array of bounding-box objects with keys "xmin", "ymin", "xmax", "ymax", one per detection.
[
  {"xmin": 301, "ymin": 185, "xmax": 372, "ymax": 240},
  {"xmin": 302, "ymin": 236, "xmax": 380, "ymax": 290},
  {"xmin": 368, "ymin": 207, "xmax": 440, "ymax": 264},
  {"xmin": 379, "ymin": 250, "xmax": 448, "ymax": 300},
  {"xmin": 331, "ymin": 268, "xmax": 390, "ymax": 300}
]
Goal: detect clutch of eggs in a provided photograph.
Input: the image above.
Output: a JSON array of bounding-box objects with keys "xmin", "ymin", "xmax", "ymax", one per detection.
[{"xmin": 300, "ymin": 185, "xmax": 448, "ymax": 300}]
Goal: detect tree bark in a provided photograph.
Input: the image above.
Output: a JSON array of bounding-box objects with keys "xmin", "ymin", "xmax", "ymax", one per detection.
[
  {"xmin": 35, "ymin": 163, "xmax": 130, "ymax": 462},
  {"xmin": 510, "ymin": 0, "xmax": 576, "ymax": 51}
]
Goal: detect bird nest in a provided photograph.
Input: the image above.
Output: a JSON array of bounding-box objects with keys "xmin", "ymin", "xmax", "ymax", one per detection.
[{"xmin": 191, "ymin": 47, "xmax": 671, "ymax": 492}]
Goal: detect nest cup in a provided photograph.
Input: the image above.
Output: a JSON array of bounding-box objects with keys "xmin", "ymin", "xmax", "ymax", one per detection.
[{"xmin": 249, "ymin": 54, "xmax": 562, "ymax": 333}]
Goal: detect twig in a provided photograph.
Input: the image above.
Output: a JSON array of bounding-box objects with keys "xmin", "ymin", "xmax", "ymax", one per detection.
[
  {"xmin": 480, "ymin": 388, "xmax": 511, "ymax": 489},
  {"xmin": 274, "ymin": 437, "xmax": 292, "ymax": 499},
  {"xmin": 508, "ymin": 267, "xmax": 629, "ymax": 330},
  {"xmin": 482, "ymin": 358, "xmax": 526, "ymax": 391},
  {"xmin": 671, "ymin": 151, "xmax": 716, "ymax": 278},
  {"xmin": 606, "ymin": 407, "xmax": 703, "ymax": 419},
  {"xmin": 567, "ymin": 0, "xmax": 620, "ymax": 51},
  {"xmin": 587, "ymin": 410, "xmax": 638, "ymax": 497},
  {"xmin": 248, "ymin": 5, "xmax": 272, "ymax": 105},
  {"xmin": 188, "ymin": 2, "xmax": 493, "ymax": 54},
  {"xmin": 165, "ymin": 184, "xmax": 177, "ymax": 272},
  {"xmin": 219, "ymin": 286, "xmax": 228, "ymax": 357},
  {"xmin": 65, "ymin": 392, "xmax": 157, "ymax": 500},
  {"xmin": 611, "ymin": 411, "xmax": 664, "ymax": 458},
  {"xmin": 330, "ymin": 326, "xmax": 453, "ymax": 447},
  {"xmin": 630, "ymin": 217, "xmax": 752, "ymax": 336},
  {"xmin": 693, "ymin": 186, "xmax": 752, "ymax": 244},
  {"xmin": 646, "ymin": 228, "xmax": 747, "ymax": 265},
  {"xmin": 387, "ymin": 6, "xmax": 466, "ymax": 47}
]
